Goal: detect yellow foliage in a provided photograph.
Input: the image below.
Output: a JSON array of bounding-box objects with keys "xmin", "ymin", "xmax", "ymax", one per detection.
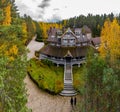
[
  {"xmin": 9, "ymin": 56, "xmax": 14, "ymax": 61},
  {"xmin": 9, "ymin": 45, "xmax": 18, "ymax": 55},
  {"xmin": 63, "ymin": 20, "xmax": 67, "ymax": 26},
  {"xmin": 59, "ymin": 24, "xmax": 63, "ymax": 29},
  {"xmin": 99, "ymin": 18, "xmax": 120, "ymax": 62},
  {"xmin": 39, "ymin": 22, "xmax": 63, "ymax": 39},
  {"xmin": 0, "ymin": 43, "xmax": 18, "ymax": 61},
  {"xmin": 0, "ymin": 44, "xmax": 6, "ymax": 51},
  {"xmin": 2, "ymin": 4, "xmax": 11, "ymax": 25},
  {"xmin": 1, "ymin": 0, "xmax": 5, "ymax": 3},
  {"xmin": 5, "ymin": 45, "xmax": 18, "ymax": 61},
  {"xmin": 0, "ymin": 44, "xmax": 7, "ymax": 56},
  {"xmin": 40, "ymin": 23, "xmax": 47, "ymax": 39},
  {"xmin": 32, "ymin": 21, "xmax": 36, "ymax": 33},
  {"xmin": 22, "ymin": 22, "xmax": 28, "ymax": 44}
]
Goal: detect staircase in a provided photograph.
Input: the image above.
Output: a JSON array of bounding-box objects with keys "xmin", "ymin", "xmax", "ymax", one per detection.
[{"xmin": 60, "ymin": 62, "xmax": 77, "ymax": 96}]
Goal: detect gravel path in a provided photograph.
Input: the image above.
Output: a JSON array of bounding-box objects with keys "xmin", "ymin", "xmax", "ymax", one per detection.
[
  {"xmin": 25, "ymin": 37, "xmax": 80, "ymax": 112},
  {"xmin": 27, "ymin": 37, "xmax": 44, "ymax": 60}
]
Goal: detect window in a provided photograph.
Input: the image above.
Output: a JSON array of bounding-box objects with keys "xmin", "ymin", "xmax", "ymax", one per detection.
[
  {"xmin": 63, "ymin": 39, "xmax": 68, "ymax": 43},
  {"xmin": 70, "ymin": 39, "xmax": 74, "ymax": 43}
]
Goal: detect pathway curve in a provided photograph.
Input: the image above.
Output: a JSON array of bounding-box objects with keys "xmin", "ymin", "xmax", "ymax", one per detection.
[{"xmin": 25, "ymin": 37, "xmax": 80, "ymax": 112}]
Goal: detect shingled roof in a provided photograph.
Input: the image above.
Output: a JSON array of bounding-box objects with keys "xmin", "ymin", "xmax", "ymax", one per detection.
[
  {"xmin": 40, "ymin": 45, "xmax": 97, "ymax": 58},
  {"xmin": 47, "ymin": 36, "xmax": 58, "ymax": 43},
  {"xmin": 61, "ymin": 28, "xmax": 77, "ymax": 39},
  {"xmin": 82, "ymin": 25, "xmax": 91, "ymax": 33},
  {"xmin": 91, "ymin": 37, "xmax": 101, "ymax": 46}
]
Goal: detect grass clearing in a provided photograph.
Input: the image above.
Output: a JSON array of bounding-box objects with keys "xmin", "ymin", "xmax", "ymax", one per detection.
[
  {"xmin": 28, "ymin": 58, "xmax": 85, "ymax": 94},
  {"xmin": 73, "ymin": 65, "xmax": 85, "ymax": 93},
  {"xmin": 27, "ymin": 58, "xmax": 64, "ymax": 94}
]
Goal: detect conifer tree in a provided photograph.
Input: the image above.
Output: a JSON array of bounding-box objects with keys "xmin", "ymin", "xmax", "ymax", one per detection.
[{"xmin": 35, "ymin": 21, "xmax": 43, "ymax": 41}]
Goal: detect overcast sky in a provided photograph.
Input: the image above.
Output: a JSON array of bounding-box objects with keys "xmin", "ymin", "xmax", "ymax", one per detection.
[{"xmin": 15, "ymin": 0, "xmax": 120, "ymax": 22}]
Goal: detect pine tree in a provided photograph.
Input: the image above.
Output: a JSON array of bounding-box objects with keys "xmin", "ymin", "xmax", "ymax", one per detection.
[
  {"xmin": 24, "ymin": 15, "xmax": 35, "ymax": 44},
  {"xmin": 35, "ymin": 21, "xmax": 43, "ymax": 41}
]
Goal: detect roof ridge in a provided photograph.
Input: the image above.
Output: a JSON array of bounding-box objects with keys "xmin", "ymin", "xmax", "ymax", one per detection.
[{"xmin": 61, "ymin": 27, "xmax": 77, "ymax": 39}]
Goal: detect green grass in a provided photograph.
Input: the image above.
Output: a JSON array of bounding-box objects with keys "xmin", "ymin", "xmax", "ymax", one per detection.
[
  {"xmin": 27, "ymin": 58, "xmax": 64, "ymax": 94},
  {"xmin": 73, "ymin": 65, "xmax": 85, "ymax": 93},
  {"xmin": 28, "ymin": 58, "xmax": 85, "ymax": 94}
]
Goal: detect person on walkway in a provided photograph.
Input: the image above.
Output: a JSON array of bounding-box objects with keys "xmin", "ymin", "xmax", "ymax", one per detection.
[
  {"xmin": 74, "ymin": 97, "xmax": 76, "ymax": 106},
  {"xmin": 70, "ymin": 97, "xmax": 73, "ymax": 108}
]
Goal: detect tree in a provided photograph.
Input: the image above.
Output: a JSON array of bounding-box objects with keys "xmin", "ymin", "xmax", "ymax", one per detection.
[
  {"xmin": 74, "ymin": 18, "xmax": 120, "ymax": 112},
  {"xmin": 35, "ymin": 21, "xmax": 43, "ymax": 41},
  {"xmin": 0, "ymin": 25, "xmax": 29, "ymax": 112},
  {"xmin": 2, "ymin": 3, "xmax": 11, "ymax": 25},
  {"xmin": 24, "ymin": 15, "xmax": 35, "ymax": 44},
  {"xmin": 21, "ymin": 20, "xmax": 28, "ymax": 44},
  {"xmin": 83, "ymin": 51, "xmax": 107, "ymax": 112},
  {"xmin": 99, "ymin": 18, "xmax": 120, "ymax": 63},
  {"xmin": 0, "ymin": 0, "xmax": 29, "ymax": 111},
  {"xmin": 75, "ymin": 50, "xmax": 120, "ymax": 112},
  {"xmin": 0, "ymin": 0, "xmax": 11, "ymax": 25},
  {"xmin": 0, "ymin": 54, "xmax": 28, "ymax": 112}
]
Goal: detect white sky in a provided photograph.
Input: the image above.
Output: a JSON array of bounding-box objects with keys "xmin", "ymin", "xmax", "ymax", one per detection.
[{"xmin": 15, "ymin": 0, "xmax": 120, "ymax": 22}]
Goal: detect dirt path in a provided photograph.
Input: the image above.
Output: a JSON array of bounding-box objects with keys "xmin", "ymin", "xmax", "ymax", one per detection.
[
  {"xmin": 25, "ymin": 37, "xmax": 80, "ymax": 112},
  {"xmin": 27, "ymin": 36, "xmax": 44, "ymax": 60}
]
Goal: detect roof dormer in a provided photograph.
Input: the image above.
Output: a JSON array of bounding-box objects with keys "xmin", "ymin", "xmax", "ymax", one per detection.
[{"xmin": 61, "ymin": 28, "xmax": 77, "ymax": 46}]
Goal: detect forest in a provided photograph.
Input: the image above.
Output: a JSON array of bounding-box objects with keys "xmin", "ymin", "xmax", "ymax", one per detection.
[
  {"xmin": 0, "ymin": 0, "xmax": 120, "ymax": 112},
  {"xmin": 60, "ymin": 13, "xmax": 120, "ymax": 37}
]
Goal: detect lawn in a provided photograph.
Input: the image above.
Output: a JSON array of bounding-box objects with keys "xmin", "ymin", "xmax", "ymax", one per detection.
[
  {"xmin": 27, "ymin": 58, "xmax": 64, "ymax": 94},
  {"xmin": 73, "ymin": 65, "xmax": 85, "ymax": 93},
  {"xmin": 27, "ymin": 58, "xmax": 85, "ymax": 94}
]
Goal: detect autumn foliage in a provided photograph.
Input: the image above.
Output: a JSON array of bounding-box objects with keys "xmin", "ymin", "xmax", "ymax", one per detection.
[
  {"xmin": 3, "ymin": 4, "xmax": 11, "ymax": 25},
  {"xmin": 0, "ymin": 0, "xmax": 28, "ymax": 111},
  {"xmin": 99, "ymin": 18, "xmax": 120, "ymax": 62},
  {"xmin": 39, "ymin": 22, "xmax": 62, "ymax": 39}
]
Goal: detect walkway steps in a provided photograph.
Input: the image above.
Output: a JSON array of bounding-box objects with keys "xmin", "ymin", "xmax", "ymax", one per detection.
[{"xmin": 60, "ymin": 62, "xmax": 77, "ymax": 96}]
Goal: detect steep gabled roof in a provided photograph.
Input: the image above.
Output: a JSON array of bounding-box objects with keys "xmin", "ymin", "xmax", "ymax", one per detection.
[
  {"xmin": 82, "ymin": 25, "xmax": 91, "ymax": 33},
  {"xmin": 47, "ymin": 36, "xmax": 58, "ymax": 43},
  {"xmin": 61, "ymin": 28, "xmax": 77, "ymax": 39},
  {"xmin": 64, "ymin": 50, "xmax": 73, "ymax": 57},
  {"xmin": 91, "ymin": 37, "xmax": 101, "ymax": 46}
]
